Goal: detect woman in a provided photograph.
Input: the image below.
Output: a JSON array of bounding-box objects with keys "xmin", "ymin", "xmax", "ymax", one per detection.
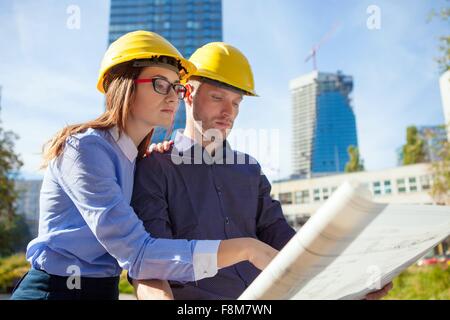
[{"xmin": 11, "ymin": 30, "xmax": 277, "ymax": 300}]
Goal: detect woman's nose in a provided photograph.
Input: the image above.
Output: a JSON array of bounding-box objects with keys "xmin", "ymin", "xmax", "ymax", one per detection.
[{"xmin": 165, "ymin": 86, "xmax": 178, "ymax": 103}]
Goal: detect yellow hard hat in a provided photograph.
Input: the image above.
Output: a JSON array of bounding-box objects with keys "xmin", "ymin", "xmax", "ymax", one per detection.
[
  {"xmin": 187, "ymin": 42, "xmax": 257, "ymax": 96},
  {"xmin": 97, "ymin": 30, "xmax": 196, "ymax": 93}
]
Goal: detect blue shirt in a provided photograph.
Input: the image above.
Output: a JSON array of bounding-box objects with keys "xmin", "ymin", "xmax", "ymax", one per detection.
[
  {"xmin": 131, "ymin": 130, "xmax": 296, "ymax": 299},
  {"xmin": 27, "ymin": 127, "xmax": 220, "ymax": 281}
]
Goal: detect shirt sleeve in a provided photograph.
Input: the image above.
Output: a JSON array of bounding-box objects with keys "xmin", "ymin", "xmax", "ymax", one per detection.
[
  {"xmin": 55, "ymin": 135, "xmax": 219, "ymax": 281},
  {"xmin": 131, "ymin": 155, "xmax": 219, "ymax": 280},
  {"xmin": 255, "ymin": 167, "xmax": 297, "ymax": 250}
]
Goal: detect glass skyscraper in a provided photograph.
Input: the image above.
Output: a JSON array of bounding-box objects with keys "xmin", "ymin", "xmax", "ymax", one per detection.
[
  {"xmin": 108, "ymin": 0, "xmax": 223, "ymax": 142},
  {"xmin": 290, "ymin": 71, "xmax": 358, "ymax": 177}
]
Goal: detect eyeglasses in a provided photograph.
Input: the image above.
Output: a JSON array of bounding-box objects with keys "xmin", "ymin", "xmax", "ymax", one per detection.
[{"xmin": 134, "ymin": 77, "xmax": 187, "ymax": 100}]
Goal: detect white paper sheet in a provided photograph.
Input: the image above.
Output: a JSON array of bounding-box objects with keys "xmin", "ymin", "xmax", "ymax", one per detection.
[{"xmin": 239, "ymin": 181, "xmax": 450, "ymax": 300}]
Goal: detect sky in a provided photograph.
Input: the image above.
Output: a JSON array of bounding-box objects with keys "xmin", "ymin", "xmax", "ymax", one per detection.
[{"xmin": 0, "ymin": 0, "xmax": 448, "ymax": 181}]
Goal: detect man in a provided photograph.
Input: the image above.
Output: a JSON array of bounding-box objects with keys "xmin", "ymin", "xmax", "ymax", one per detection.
[{"xmin": 131, "ymin": 42, "xmax": 393, "ymax": 300}]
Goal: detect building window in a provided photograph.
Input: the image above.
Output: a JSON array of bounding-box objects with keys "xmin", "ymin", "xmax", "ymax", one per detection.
[
  {"xmin": 408, "ymin": 177, "xmax": 417, "ymax": 192},
  {"xmin": 420, "ymin": 175, "xmax": 431, "ymax": 190},
  {"xmin": 322, "ymin": 188, "xmax": 329, "ymax": 200},
  {"xmin": 279, "ymin": 192, "xmax": 293, "ymax": 205},
  {"xmin": 295, "ymin": 190, "xmax": 310, "ymax": 204},
  {"xmin": 397, "ymin": 178, "xmax": 406, "ymax": 193},
  {"xmin": 372, "ymin": 181, "xmax": 381, "ymax": 196},
  {"xmin": 384, "ymin": 180, "xmax": 392, "ymax": 194},
  {"xmin": 313, "ymin": 189, "xmax": 321, "ymax": 202}
]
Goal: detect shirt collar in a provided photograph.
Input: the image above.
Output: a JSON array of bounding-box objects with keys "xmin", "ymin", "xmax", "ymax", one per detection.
[
  {"xmin": 172, "ymin": 129, "xmax": 234, "ymax": 161},
  {"xmin": 108, "ymin": 126, "xmax": 138, "ymax": 162}
]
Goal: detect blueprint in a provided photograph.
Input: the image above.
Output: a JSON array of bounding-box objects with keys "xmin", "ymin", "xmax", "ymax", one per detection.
[{"xmin": 239, "ymin": 181, "xmax": 450, "ymax": 300}]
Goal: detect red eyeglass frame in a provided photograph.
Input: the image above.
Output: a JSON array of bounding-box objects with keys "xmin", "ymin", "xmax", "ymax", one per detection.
[{"xmin": 134, "ymin": 78, "xmax": 187, "ymax": 99}]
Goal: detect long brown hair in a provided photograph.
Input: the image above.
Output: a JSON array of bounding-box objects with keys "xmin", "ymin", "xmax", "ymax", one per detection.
[{"xmin": 41, "ymin": 62, "xmax": 151, "ymax": 168}]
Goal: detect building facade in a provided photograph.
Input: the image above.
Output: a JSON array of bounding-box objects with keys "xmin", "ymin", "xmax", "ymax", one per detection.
[
  {"xmin": 271, "ymin": 163, "xmax": 435, "ymax": 230},
  {"xmin": 290, "ymin": 70, "xmax": 358, "ymax": 177}
]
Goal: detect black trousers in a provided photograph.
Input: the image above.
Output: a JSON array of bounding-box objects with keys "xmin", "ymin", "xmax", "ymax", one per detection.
[{"xmin": 10, "ymin": 268, "xmax": 120, "ymax": 300}]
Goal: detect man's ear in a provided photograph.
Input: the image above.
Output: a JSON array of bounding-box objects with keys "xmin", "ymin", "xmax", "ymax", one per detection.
[{"xmin": 184, "ymin": 83, "xmax": 194, "ymax": 106}]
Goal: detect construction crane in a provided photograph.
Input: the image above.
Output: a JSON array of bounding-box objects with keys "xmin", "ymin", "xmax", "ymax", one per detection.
[{"xmin": 304, "ymin": 22, "xmax": 340, "ymax": 71}]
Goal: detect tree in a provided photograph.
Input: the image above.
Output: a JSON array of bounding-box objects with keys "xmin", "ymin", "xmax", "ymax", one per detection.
[
  {"xmin": 428, "ymin": 3, "xmax": 450, "ymax": 72},
  {"xmin": 345, "ymin": 145, "xmax": 364, "ymax": 172},
  {"xmin": 430, "ymin": 130, "xmax": 450, "ymax": 205},
  {"xmin": 402, "ymin": 126, "xmax": 427, "ymax": 165},
  {"xmin": 0, "ymin": 123, "xmax": 30, "ymax": 256},
  {"xmin": 0, "ymin": 127, "xmax": 22, "ymax": 219},
  {"xmin": 428, "ymin": 2, "xmax": 450, "ymax": 205}
]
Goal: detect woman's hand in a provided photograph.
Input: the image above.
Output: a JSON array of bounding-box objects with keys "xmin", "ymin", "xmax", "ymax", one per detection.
[
  {"xmin": 145, "ymin": 140, "xmax": 174, "ymax": 157},
  {"xmin": 244, "ymin": 238, "xmax": 279, "ymax": 270},
  {"xmin": 217, "ymin": 238, "xmax": 278, "ymax": 271}
]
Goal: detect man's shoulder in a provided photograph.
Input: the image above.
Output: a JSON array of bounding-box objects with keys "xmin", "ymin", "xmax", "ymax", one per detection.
[{"xmin": 136, "ymin": 146, "xmax": 176, "ymax": 170}]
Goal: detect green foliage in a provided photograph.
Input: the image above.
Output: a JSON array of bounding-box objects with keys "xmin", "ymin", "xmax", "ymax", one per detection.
[
  {"xmin": 0, "ymin": 214, "xmax": 31, "ymax": 257},
  {"xmin": 0, "ymin": 253, "xmax": 29, "ymax": 293},
  {"xmin": 385, "ymin": 265, "xmax": 450, "ymax": 300},
  {"xmin": 0, "ymin": 121, "xmax": 29, "ymax": 257},
  {"xmin": 428, "ymin": 3, "xmax": 450, "ymax": 72},
  {"xmin": 428, "ymin": 1, "xmax": 450, "ymax": 204},
  {"xmin": 431, "ymin": 139, "xmax": 450, "ymax": 205},
  {"xmin": 402, "ymin": 126, "xmax": 427, "ymax": 165},
  {"xmin": 344, "ymin": 145, "xmax": 364, "ymax": 172},
  {"xmin": 119, "ymin": 270, "xmax": 135, "ymax": 294},
  {"xmin": 0, "ymin": 126, "xmax": 23, "ymax": 221},
  {"xmin": 0, "ymin": 254, "xmax": 135, "ymax": 295}
]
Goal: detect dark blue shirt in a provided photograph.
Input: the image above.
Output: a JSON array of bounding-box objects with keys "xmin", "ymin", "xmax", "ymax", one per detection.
[{"xmin": 131, "ymin": 130, "xmax": 296, "ymax": 299}]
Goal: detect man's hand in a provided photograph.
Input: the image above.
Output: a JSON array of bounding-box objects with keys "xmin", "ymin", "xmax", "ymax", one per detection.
[
  {"xmin": 132, "ymin": 279, "xmax": 174, "ymax": 300},
  {"xmin": 364, "ymin": 282, "xmax": 393, "ymax": 300}
]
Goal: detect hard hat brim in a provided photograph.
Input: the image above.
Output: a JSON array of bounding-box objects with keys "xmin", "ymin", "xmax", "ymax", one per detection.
[
  {"xmin": 97, "ymin": 53, "xmax": 196, "ymax": 94},
  {"xmin": 183, "ymin": 69, "xmax": 258, "ymax": 96}
]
